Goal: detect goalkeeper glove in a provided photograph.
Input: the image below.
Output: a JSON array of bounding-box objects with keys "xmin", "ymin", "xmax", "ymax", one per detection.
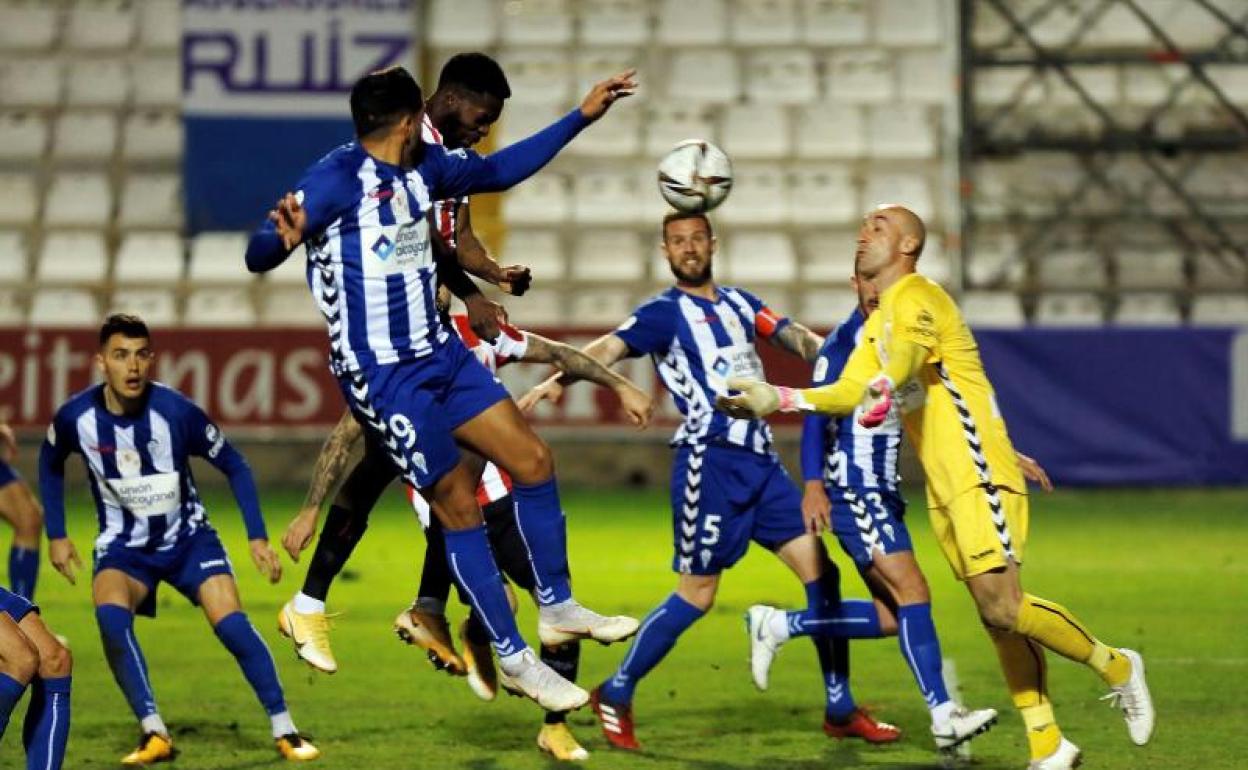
[
  {"xmin": 717, "ymin": 377, "xmax": 807, "ymax": 419},
  {"xmin": 858, "ymin": 376, "xmax": 894, "ymax": 428}
]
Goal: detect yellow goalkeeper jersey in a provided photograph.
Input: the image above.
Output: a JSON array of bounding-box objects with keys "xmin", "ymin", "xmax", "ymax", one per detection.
[{"xmin": 842, "ymin": 273, "xmax": 1024, "ymax": 508}]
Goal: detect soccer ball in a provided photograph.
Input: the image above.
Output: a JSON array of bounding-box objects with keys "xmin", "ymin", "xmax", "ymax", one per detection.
[{"xmin": 656, "ymin": 140, "xmax": 733, "ymax": 213}]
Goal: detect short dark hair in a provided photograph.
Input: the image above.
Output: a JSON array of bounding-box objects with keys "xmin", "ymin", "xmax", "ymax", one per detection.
[
  {"xmin": 99, "ymin": 314, "xmax": 150, "ymax": 347},
  {"xmin": 661, "ymin": 210, "xmax": 714, "ymax": 240},
  {"xmin": 437, "ymin": 52, "xmax": 511, "ymax": 101},
  {"xmin": 350, "ymin": 66, "xmax": 423, "ymax": 138}
]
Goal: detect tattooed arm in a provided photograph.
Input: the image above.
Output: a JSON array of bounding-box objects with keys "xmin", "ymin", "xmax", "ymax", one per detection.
[
  {"xmin": 281, "ymin": 410, "xmax": 363, "ymax": 560},
  {"xmin": 519, "ymin": 333, "xmax": 653, "ymax": 427},
  {"xmin": 769, "ymin": 319, "xmax": 824, "ymax": 363}
]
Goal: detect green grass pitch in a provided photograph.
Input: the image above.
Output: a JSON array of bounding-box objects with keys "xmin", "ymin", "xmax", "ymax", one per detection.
[{"xmin": 4, "ymin": 485, "xmax": 1246, "ymax": 768}]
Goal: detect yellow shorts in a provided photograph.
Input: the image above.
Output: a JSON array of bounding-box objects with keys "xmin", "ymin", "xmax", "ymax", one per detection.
[{"xmin": 928, "ymin": 485, "xmax": 1029, "ymax": 580}]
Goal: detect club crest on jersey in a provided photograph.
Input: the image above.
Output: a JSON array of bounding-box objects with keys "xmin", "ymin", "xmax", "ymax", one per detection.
[
  {"xmin": 712, "ymin": 357, "xmax": 730, "ymax": 376},
  {"xmin": 117, "ymin": 448, "xmax": 141, "ymax": 474},
  {"xmin": 372, "ymin": 234, "xmax": 396, "ymax": 261}
]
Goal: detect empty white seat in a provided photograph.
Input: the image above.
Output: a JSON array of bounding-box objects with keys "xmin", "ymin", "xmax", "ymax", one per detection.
[
  {"xmin": 0, "ymin": 112, "xmax": 48, "ymax": 161},
  {"xmin": 731, "ymin": 0, "xmax": 799, "ymax": 45},
  {"xmin": 1115, "ymin": 249, "xmax": 1184, "ymax": 290},
  {"xmin": 572, "ymin": 230, "xmax": 644, "ymax": 281},
  {"xmin": 975, "ymin": 68, "xmax": 1045, "ymax": 107},
  {"xmin": 0, "ymin": 3, "xmax": 59, "ymax": 51},
  {"xmin": 866, "ymin": 104, "xmax": 936, "ymax": 158},
  {"xmin": 569, "ymin": 288, "xmax": 635, "ymax": 326},
  {"xmin": 1193, "ymin": 254, "xmax": 1247, "ymax": 291},
  {"xmin": 657, "ymin": 0, "xmax": 728, "ymax": 45},
  {"xmin": 131, "ymin": 56, "xmax": 180, "ymax": 107},
  {"xmin": 260, "ymin": 286, "xmax": 321, "ymax": 328},
  {"xmin": 1038, "ymin": 248, "xmax": 1107, "ymax": 290},
  {"xmin": 573, "ymin": 170, "xmax": 642, "ymax": 225},
  {"xmin": 575, "ymin": 47, "xmax": 644, "ymax": 100},
  {"xmin": 798, "ymin": 230, "xmax": 856, "ymax": 283},
  {"xmin": 121, "ymin": 111, "xmax": 182, "ymax": 162},
  {"xmin": 0, "ymin": 174, "xmax": 38, "ymax": 226},
  {"xmin": 499, "ymin": 49, "xmax": 572, "ymax": 105},
  {"xmin": 1029, "ymin": 2, "xmax": 1083, "ymax": 47},
  {"xmin": 966, "ymin": 228, "xmax": 1025, "ymax": 288},
  {"xmin": 52, "ymin": 112, "xmax": 117, "ymax": 161},
  {"xmin": 503, "ymin": 230, "xmax": 565, "ymax": 281},
  {"xmin": 0, "ymin": 59, "xmax": 62, "ymax": 108},
  {"xmin": 501, "ymin": 174, "xmax": 570, "ymax": 225},
  {"xmin": 509, "ymin": 288, "xmax": 564, "ymax": 326},
  {"xmin": 1191, "ymin": 295, "xmax": 1248, "ymax": 326},
  {"xmin": 1113, "ymin": 293, "xmax": 1181, "ymax": 327},
  {"xmin": 876, "ymin": 0, "xmax": 944, "ymax": 46},
  {"xmin": 119, "ymin": 173, "xmax": 182, "ymax": 229},
  {"xmin": 719, "ymin": 104, "xmax": 790, "ymax": 160},
  {"xmin": 110, "ymin": 289, "xmax": 177, "ymax": 327},
  {"xmin": 962, "ymin": 292, "xmax": 1025, "ymax": 329},
  {"xmin": 794, "ymin": 103, "xmax": 864, "ymax": 159},
  {"xmin": 114, "ymin": 232, "xmax": 184, "ymax": 283},
  {"xmin": 799, "ymin": 287, "xmax": 858, "ymax": 323},
  {"xmin": 189, "ymin": 232, "xmax": 250, "ymax": 283},
  {"xmin": 667, "ymin": 50, "xmax": 739, "ymax": 103},
  {"xmin": 64, "ymin": 1, "xmax": 135, "ymax": 51},
  {"xmin": 496, "ymin": 103, "xmax": 563, "ymax": 147},
  {"xmin": 899, "ymin": 49, "xmax": 952, "ymax": 105},
  {"xmin": 30, "ymin": 288, "xmax": 100, "ymax": 327},
  {"xmin": 44, "ymin": 173, "xmax": 112, "ymax": 227},
  {"xmin": 722, "ymin": 232, "xmax": 795, "ymax": 283},
  {"xmin": 921, "ymin": 240, "xmax": 952, "ymax": 286},
  {"xmin": 1082, "ymin": 2, "xmax": 1154, "ymax": 48},
  {"xmin": 744, "ymin": 49, "xmax": 817, "ymax": 105},
  {"xmin": 37, "ymin": 232, "xmax": 109, "ymax": 284},
  {"xmin": 862, "ymin": 172, "xmax": 932, "ymax": 221},
  {"xmin": 0, "ymin": 231, "xmax": 28, "ymax": 283},
  {"xmin": 184, "ymin": 288, "xmax": 255, "ymax": 327},
  {"xmin": 800, "ymin": 0, "xmax": 869, "ymax": 46},
  {"xmin": 644, "ymin": 102, "xmax": 716, "ymax": 157},
  {"xmin": 0, "ymin": 289, "xmax": 24, "ymax": 326},
  {"xmin": 428, "ymin": 0, "xmax": 497, "ymax": 47},
  {"xmin": 639, "ymin": 168, "xmax": 675, "ymax": 225},
  {"xmin": 789, "ymin": 165, "xmax": 856, "ymax": 225},
  {"xmin": 1142, "ymin": 0, "xmax": 1223, "ymax": 50},
  {"xmin": 66, "ymin": 59, "xmax": 129, "ymax": 107},
  {"xmin": 569, "ymin": 101, "xmax": 641, "ymax": 157},
  {"xmin": 825, "ymin": 49, "xmax": 895, "ymax": 104},
  {"xmin": 138, "ymin": 0, "xmax": 180, "ymax": 50},
  {"xmin": 501, "ymin": 0, "xmax": 573, "ymax": 45},
  {"xmin": 578, "ymin": 0, "xmax": 649, "ymax": 45},
  {"xmin": 267, "ymin": 253, "xmax": 309, "ymax": 286},
  {"xmin": 716, "ymin": 165, "xmax": 788, "ymax": 226},
  {"xmin": 1034, "ymin": 293, "xmax": 1103, "ymax": 327},
  {"xmin": 1047, "ymin": 66, "xmax": 1120, "ymax": 106}
]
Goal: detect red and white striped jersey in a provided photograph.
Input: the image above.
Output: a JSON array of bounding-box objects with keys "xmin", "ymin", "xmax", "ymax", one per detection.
[
  {"xmin": 421, "ymin": 114, "xmax": 466, "ymax": 250},
  {"xmin": 406, "ymin": 313, "xmax": 529, "ymax": 527}
]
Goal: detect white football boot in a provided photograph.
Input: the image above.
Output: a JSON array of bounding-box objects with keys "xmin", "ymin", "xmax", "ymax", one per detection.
[
  {"xmin": 1102, "ymin": 648, "xmax": 1154, "ymax": 745},
  {"xmin": 498, "ymin": 648, "xmax": 589, "ymax": 713},
  {"xmin": 745, "ymin": 604, "xmax": 787, "ymax": 691},
  {"xmin": 1027, "ymin": 737, "xmax": 1082, "ymax": 769},
  {"xmin": 538, "ymin": 600, "xmax": 639, "ymax": 646},
  {"xmin": 931, "ymin": 705, "xmax": 999, "ymax": 751}
]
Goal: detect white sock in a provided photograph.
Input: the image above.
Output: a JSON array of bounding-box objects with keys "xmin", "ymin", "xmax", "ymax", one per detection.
[
  {"xmin": 930, "ymin": 700, "xmax": 957, "ymax": 725},
  {"xmin": 291, "ymin": 592, "xmax": 325, "ymax": 614},
  {"xmin": 497, "ymin": 647, "xmax": 532, "ymax": 674},
  {"xmin": 140, "ymin": 714, "xmax": 168, "ymax": 737},
  {"xmin": 766, "ymin": 609, "xmax": 791, "ymax": 642},
  {"xmin": 540, "ymin": 598, "xmax": 576, "ymax": 620},
  {"xmin": 270, "ymin": 710, "xmax": 296, "ymax": 739}
]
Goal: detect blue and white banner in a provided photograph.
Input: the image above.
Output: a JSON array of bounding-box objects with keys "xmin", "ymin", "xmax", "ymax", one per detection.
[{"xmin": 182, "ymin": 0, "xmax": 416, "ymax": 231}]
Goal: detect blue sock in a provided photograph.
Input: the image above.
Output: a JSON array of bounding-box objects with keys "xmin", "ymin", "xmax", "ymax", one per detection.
[
  {"xmin": 9, "ymin": 546, "xmax": 39, "ymax": 600},
  {"xmin": 95, "ymin": 604, "xmax": 158, "ymax": 719},
  {"xmin": 22, "ymin": 675, "xmax": 70, "ymax": 770},
  {"xmin": 897, "ymin": 603, "xmax": 950, "ymax": 707},
  {"xmin": 214, "ymin": 612, "xmax": 287, "ymax": 716},
  {"xmin": 0, "ymin": 672, "xmax": 28, "ymax": 739},
  {"xmin": 510, "ymin": 477, "xmax": 572, "ymax": 606},
  {"xmin": 813, "ymin": 636, "xmax": 857, "ymax": 720},
  {"xmin": 786, "ymin": 579, "xmax": 883, "ymax": 639},
  {"xmin": 444, "ymin": 526, "xmax": 528, "ymax": 657},
  {"xmin": 600, "ymin": 593, "xmax": 704, "ymax": 705}
]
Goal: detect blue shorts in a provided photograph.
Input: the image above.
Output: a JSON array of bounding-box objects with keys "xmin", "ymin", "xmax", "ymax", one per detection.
[
  {"xmin": 93, "ymin": 527, "xmax": 234, "ymax": 617},
  {"xmin": 340, "ymin": 336, "xmax": 509, "ymax": 490},
  {"xmin": 670, "ymin": 444, "xmax": 807, "ymax": 575},
  {"xmin": 829, "ymin": 487, "xmax": 913, "ymax": 570},
  {"xmin": 0, "ymin": 459, "xmax": 19, "ymax": 488},
  {"xmin": 0, "ymin": 586, "xmax": 36, "ymax": 622}
]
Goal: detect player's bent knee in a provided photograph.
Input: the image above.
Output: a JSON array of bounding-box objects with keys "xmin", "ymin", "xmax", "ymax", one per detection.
[
  {"xmin": 2, "ymin": 635, "xmax": 40, "ymax": 684},
  {"xmin": 507, "ymin": 438, "xmax": 554, "ymax": 485},
  {"xmin": 975, "ymin": 593, "xmax": 1019, "ymax": 630},
  {"xmin": 40, "ymin": 640, "xmax": 71, "ymax": 678}
]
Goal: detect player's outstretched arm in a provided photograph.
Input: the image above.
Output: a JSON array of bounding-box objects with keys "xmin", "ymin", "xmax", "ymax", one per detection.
[
  {"xmin": 522, "ymin": 334, "xmax": 654, "ymax": 428},
  {"xmin": 771, "ymin": 321, "xmax": 824, "ymax": 363},
  {"xmin": 516, "ymin": 333, "xmax": 632, "ymax": 413},
  {"xmin": 283, "ymin": 410, "xmax": 363, "ymax": 561}
]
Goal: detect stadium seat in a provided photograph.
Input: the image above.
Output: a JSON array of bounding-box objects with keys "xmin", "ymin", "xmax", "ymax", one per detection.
[
  {"xmin": 496, "ymin": 103, "xmax": 563, "ymax": 148},
  {"xmin": 1028, "ymin": 2, "xmax": 1084, "ymax": 48},
  {"xmin": 1038, "ymin": 248, "xmax": 1107, "ymax": 290},
  {"xmin": 974, "ymin": 68, "xmax": 1044, "ymax": 107},
  {"xmin": 969, "ymin": 160, "xmax": 1016, "ymax": 221},
  {"xmin": 657, "ymin": 0, "xmax": 728, "ymax": 45},
  {"xmin": 110, "ymin": 288, "xmax": 178, "ymax": 327},
  {"xmin": 1142, "ymin": 0, "xmax": 1224, "ymax": 50},
  {"xmin": 184, "ymin": 288, "xmax": 256, "ymax": 327},
  {"xmin": 1122, "ymin": 63, "xmax": 1186, "ymax": 107},
  {"xmin": 965, "ymin": 228, "xmax": 1025, "ymax": 288},
  {"xmin": 866, "ymin": 104, "xmax": 936, "ymax": 158},
  {"xmin": 0, "ymin": 2, "xmax": 59, "ymax": 51},
  {"xmin": 794, "ymin": 103, "xmax": 864, "ymax": 159},
  {"xmin": 0, "ymin": 58, "xmax": 63, "ymax": 108},
  {"xmin": 114, "ymin": 232, "xmax": 184, "ymax": 283},
  {"xmin": 876, "ymin": 0, "xmax": 944, "ymax": 46},
  {"xmin": 30, "ymin": 288, "xmax": 100, "ymax": 327},
  {"xmin": 667, "ymin": 50, "xmax": 740, "ymax": 103},
  {"xmin": 719, "ymin": 104, "xmax": 790, "ymax": 160},
  {"xmin": 260, "ymin": 286, "xmax": 321, "ymax": 328},
  {"xmin": 569, "ymin": 100, "xmax": 641, "ymax": 157},
  {"xmin": 0, "ymin": 231, "xmax": 28, "ymax": 283},
  {"xmin": 1113, "ymin": 293, "xmax": 1181, "ymax": 327},
  {"xmin": 0, "ymin": 174, "xmax": 38, "ymax": 226},
  {"xmin": 1191, "ymin": 294, "xmax": 1248, "ymax": 326},
  {"xmin": 644, "ymin": 102, "xmax": 716, "ymax": 158},
  {"xmin": 574, "ymin": 47, "xmax": 644, "ymax": 97},
  {"xmin": 0, "ymin": 289, "xmax": 24, "ymax": 326},
  {"xmin": 1082, "ymin": 2, "xmax": 1153, "ymax": 48},
  {"xmin": 188, "ymin": 232, "xmax": 250, "ymax": 283},
  {"xmin": 507, "ymin": 288, "xmax": 564, "ymax": 326},
  {"xmin": 715, "ymin": 165, "xmax": 787, "ymax": 226},
  {"xmin": 637, "ymin": 168, "xmax": 672, "ymax": 225},
  {"xmin": 501, "ymin": 0, "xmax": 573, "ymax": 45},
  {"xmin": 66, "ymin": 59, "xmax": 130, "ymax": 107},
  {"xmin": 64, "ymin": 0, "xmax": 135, "ymax": 51},
  {"xmin": 744, "ymin": 49, "xmax": 817, "ymax": 105},
  {"xmin": 51, "ymin": 112, "xmax": 118, "ymax": 162},
  {"xmin": 119, "ymin": 173, "xmax": 183, "ymax": 229},
  {"xmin": 499, "ymin": 49, "xmax": 573, "ymax": 105},
  {"xmin": 1034, "ymin": 293, "xmax": 1104, "ymax": 327},
  {"xmin": 730, "ymin": 0, "xmax": 799, "ymax": 45},
  {"xmin": 36, "ymin": 232, "xmax": 109, "ymax": 284},
  {"xmin": 789, "ymin": 165, "xmax": 856, "ymax": 225},
  {"xmin": 138, "ymin": 0, "xmax": 180, "ymax": 50},
  {"xmin": 121, "ymin": 111, "xmax": 182, "ymax": 163},
  {"xmin": 131, "ymin": 56, "xmax": 180, "ymax": 108},
  {"xmin": 428, "ymin": 0, "xmax": 498, "ymax": 47},
  {"xmin": 573, "ymin": 170, "xmax": 643, "ymax": 225},
  {"xmin": 1115, "ymin": 249, "xmax": 1185, "ymax": 290},
  {"xmin": 1046, "ymin": 66, "xmax": 1120, "ymax": 106},
  {"xmin": 800, "ymin": 0, "xmax": 869, "ymax": 46},
  {"xmin": 722, "ymin": 232, "xmax": 795, "ymax": 284},
  {"xmin": 899, "ymin": 49, "xmax": 951, "ymax": 105},
  {"xmin": 862, "ymin": 172, "xmax": 932, "ymax": 221},
  {"xmin": 578, "ymin": 0, "xmax": 649, "ymax": 45},
  {"xmin": 571, "ymin": 230, "xmax": 645, "ymax": 281},
  {"xmin": 267, "ymin": 252, "xmax": 309, "ymax": 286},
  {"xmin": 1193, "ymin": 253, "xmax": 1247, "ymax": 291},
  {"xmin": 43, "ymin": 172, "xmax": 112, "ymax": 227},
  {"xmin": 962, "ymin": 291, "xmax": 1025, "ymax": 329},
  {"xmin": 825, "ymin": 49, "xmax": 895, "ymax": 104},
  {"xmin": 799, "ymin": 287, "xmax": 858, "ymax": 323},
  {"xmin": 501, "ymin": 174, "xmax": 570, "ymax": 225},
  {"xmin": 569, "ymin": 287, "xmax": 636, "ymax": 325},
  {"xmin": 921, "ymin": 239, "xmax": 952, "ymax": 286},
  {"xmin": 798, "ymin": 230, "xmax": 857, "ymax": 283},
  {"xmin": 503, "ymin": 229, "xmax": 565, "ymax": 281},
  {"xmin": 0, "ymin": 111, "xmax": 48, "ymax": 161}
]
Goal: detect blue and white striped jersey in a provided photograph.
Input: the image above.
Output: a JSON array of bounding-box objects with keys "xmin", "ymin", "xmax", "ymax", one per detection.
[
  {"xmin": 39, "ymin": 383, "xmax": 265, "ymax": 552},
  {"xmin": 615, "ymin": 286, "xmax": 790, "ymax": 455},
  {"xmin": 801, "ymin": 308, "xmax": 902, "ymax": 491}
]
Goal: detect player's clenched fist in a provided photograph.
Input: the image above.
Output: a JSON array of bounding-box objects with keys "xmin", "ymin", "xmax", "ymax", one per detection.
[
  {"xmin": 250, "ymin": 539, "xmax": 283, "ymax": 584},
  {"xmin": 615, "ymin": 382, "xmax": 655, "ymax": 429},
  {"xmin": 579, "ymin": 69, "xmax": 638, "ymax": 121}
]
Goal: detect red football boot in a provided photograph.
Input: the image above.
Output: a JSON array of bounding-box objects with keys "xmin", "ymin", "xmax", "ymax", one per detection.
[
  {"xmin": 823, "ymin": 708, "xmax": 903, "ymax": 744},
  {"xmin": 590, "ymin": 686, "xmax": 641, "ymax": 750}
]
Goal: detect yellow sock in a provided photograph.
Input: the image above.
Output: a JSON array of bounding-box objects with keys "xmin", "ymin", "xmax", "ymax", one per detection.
[
  {"xmin": 1021, "ymin": 703, "xmax": 1061, "ymax": 760},
  {"xmin": 1088, "ymin": 641, "xmax": 1131, "ymax": 687},
  {"xmin": 989, "ymin": 628, "xmax": 1061, "ymax": 760}
]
